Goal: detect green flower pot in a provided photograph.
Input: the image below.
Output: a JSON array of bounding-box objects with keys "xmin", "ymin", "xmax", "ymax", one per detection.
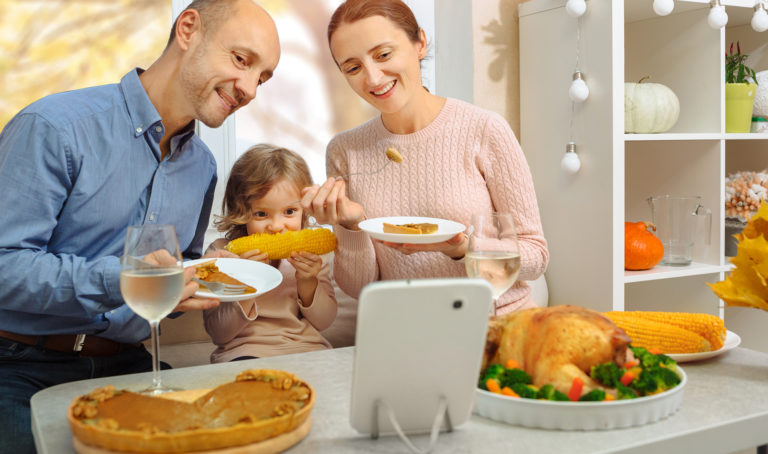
[{"xmin": 725, "ymin": 83, "xmax": 757, "ymax": 133}]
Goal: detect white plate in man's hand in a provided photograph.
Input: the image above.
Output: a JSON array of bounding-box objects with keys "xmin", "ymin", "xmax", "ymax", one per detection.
[
  {"xmin": 184, "ymin": 258, "xmax": 282, "ymax": 302},
  {"xmin": 359, "ymin": 216, "xmax": 466, "ymax": 244}
]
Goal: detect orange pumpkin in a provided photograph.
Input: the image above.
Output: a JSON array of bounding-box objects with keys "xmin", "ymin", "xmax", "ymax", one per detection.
[{"xmin": 624, "ymin": 221, "xmax": 664, "ymax": 270}]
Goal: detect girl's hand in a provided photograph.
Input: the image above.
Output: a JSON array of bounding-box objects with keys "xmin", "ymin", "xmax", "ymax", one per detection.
[
  {"xmin": 240, "ymin": 248, "xmax": 269, "ymax": 264},
  {"xmin": 300, "ymin": 177, "xmax": 365, "ymax": 230},
  {"xmin": 288, "ymin": 251, "xmax": 323, "ymax": 281},
  {"xmin": 377, "ymin": 233, "xmax": 468, "ymax": 259}
]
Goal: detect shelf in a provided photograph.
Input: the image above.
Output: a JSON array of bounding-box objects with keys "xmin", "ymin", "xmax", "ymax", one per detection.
[
  {"xmin": 624, "ymin": 263, "xmax": 731, "ymax": 283},
  {"xmin": 725, "ymin": 134, "xmax": 768, "ymax": 141},
  {"xmin": 625, "ymin": 133, "xmax": 722, "ymax": 141}
]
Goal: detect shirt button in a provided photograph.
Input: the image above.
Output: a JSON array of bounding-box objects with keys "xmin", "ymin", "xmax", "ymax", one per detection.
[
  {"xmin": 136, "ymin": 127, "xmax": 143, "ymax": 133},
  {"xmin": 155, "ymin": 126, "xmax": 162, "ymax": 133},
  {"xmin": 149, "ymin": 213, "xmax": 156, "ymax": 221}
]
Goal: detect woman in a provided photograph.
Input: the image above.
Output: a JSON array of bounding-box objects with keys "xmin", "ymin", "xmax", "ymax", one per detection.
[{"xmin": 301, "ymin": 0, "xmax": 548, "ymax": 314}]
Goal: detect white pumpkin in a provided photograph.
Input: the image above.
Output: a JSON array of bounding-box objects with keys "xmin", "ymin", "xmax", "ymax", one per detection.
[{"xmin": 624, "ymin": 79, "xmax": 680, "ymax": 133}]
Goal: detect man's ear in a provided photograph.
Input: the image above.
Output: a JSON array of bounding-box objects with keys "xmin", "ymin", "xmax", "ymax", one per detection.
[{"xmin": 173, "ymin": 9, "xmax": 203, "ymax": 51}]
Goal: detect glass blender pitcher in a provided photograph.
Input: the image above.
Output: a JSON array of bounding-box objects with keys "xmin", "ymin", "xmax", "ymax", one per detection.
[{"xmin": 647, "ymin": 195, "xmax": 711, "ymax": 266}]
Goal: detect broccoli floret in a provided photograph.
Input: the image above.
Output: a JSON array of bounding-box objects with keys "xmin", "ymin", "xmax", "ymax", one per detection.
[
  {"xmin": 632, "ymin": 369, "xmax": 660, "ymax": 395},
  {"xmin": 510, "ymin": 383, "xmax": 538, "ymax": 399},
  {"xmin": 537, "ymin": 384, "xmax": 570, "ymax": 401},
  {"xmin": 499, "ymin": 368, "xmax": 532, "ymax": 388},
  {"xmin": 616, "ymin": 382, "xmax": 638, "ymax": 399},
  {"xmin": 590, "ymin": 362, "xmax": 622, "ymax": 387},
  {"xmin": 578, "ymin": 389, "xmax": 607, "ymax": 401},
  {"xmin": 479, "ymin": 364, "xmax": 505, "ymax": 389},
  {"xmin": 654, "ymin": 366, "xmax": 681, "ymax": 390}
]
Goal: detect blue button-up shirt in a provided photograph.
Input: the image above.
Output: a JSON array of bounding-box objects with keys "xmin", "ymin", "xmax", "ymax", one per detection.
[{"xmin": 0, "ymin": 69, "xmax": 217, "ymax": 343}]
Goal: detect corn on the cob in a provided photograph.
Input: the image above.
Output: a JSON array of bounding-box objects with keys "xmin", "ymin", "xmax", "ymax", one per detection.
[
  {"xmin": 225, "ymin": 228, "xmax": 337, "ymax": 259},
  {"xmin": 607, "ymin": 311, "xmax": 726, "ymax": 351},
  {"xmin": 603, "ymin": 311, "xmax": 711, "ymax": 353}
]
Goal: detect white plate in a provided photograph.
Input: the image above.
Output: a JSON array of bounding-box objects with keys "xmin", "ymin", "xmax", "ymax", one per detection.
[
  {"xmin": 667, "ymin": 330, "xmax": 741, "ymax": 363},
  {"xmin": 184, "ymin": 258, "xmax": 283, "ymax": 302},
  {"xmin": 473, "ymin": 367, "xmax": 686, "ymax": 430},
  {"xmin": 358, "ymin": 216, "xmax": 466, "ymax": 244}
]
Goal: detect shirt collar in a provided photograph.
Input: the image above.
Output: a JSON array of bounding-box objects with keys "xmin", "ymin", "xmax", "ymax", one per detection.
[{"xmin": 120, "ymin": 68, "xmax": 162, "ymax": 138}]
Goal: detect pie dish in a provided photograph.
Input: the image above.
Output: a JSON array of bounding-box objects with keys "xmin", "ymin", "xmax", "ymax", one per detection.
[{"xmin": 68, "ymin": 369, "xmax": 314, "ymax": 453}]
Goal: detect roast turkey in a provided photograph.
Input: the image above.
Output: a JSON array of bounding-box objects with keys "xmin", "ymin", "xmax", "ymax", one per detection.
[{"xmin": 483, "ymin": 305, "xmax": 631, "ymax": 395}]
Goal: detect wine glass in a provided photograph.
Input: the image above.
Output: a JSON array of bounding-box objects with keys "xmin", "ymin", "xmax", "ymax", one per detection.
[
  {"xmin": 465, "ymin": 213, "xmax": 521, "ymax": 315},
  {"xmin": 120, "ymin": 224, "xmax": 185, "ymax": 395}
]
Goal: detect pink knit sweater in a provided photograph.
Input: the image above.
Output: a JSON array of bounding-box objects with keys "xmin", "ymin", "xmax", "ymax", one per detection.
[{"xmin": 327, "ymin": 98, "xmax": 549, "ymax": 314}]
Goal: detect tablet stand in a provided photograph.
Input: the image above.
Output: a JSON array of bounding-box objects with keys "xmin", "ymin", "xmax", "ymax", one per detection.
[{"xmin": 371, "ymin": 396, "xmax": 453, "ymax": 454}]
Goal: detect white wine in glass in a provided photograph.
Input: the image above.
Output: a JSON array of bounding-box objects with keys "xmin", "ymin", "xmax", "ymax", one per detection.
[
  {"xmin": 465, "ymin": 213, "xmax": 521, "ymax": 313},
  {"xmin": 120, "ymin": 224, "xmax": 185, "ymax": 395}
]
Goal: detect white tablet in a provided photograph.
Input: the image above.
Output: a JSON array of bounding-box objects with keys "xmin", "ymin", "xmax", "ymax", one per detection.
[{"xmin": 350, "ymin": 278, "xmax": 492, "ymax": 437}]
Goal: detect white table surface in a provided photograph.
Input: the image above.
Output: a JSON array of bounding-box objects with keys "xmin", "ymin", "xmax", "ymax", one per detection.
[{"xmin": 31, "ymin": 346, "xmax": 768, "ymax": 454}]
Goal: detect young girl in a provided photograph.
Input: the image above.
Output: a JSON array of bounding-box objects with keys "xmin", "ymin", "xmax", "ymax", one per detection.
[{"xmin": 204, "ymin": 144, "xmax": 337, "ymax": 362}]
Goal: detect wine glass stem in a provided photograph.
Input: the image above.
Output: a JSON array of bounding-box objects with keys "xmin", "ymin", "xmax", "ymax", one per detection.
[{"xmin": 149, "ymin": 320, "xmax": 162, "ymax": 390}]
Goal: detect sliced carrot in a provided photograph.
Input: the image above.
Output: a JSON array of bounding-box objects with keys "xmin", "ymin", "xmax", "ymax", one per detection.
[
  {"xmin": 620, "ymin": 370, "xmax": 635, "ymax": 386},
  {"xmin": 648, "ymin": 348, "xmax": 662, "ymax": 355},
  {"xmin": 624, "ymin": 360, "xmax": 639, "ymax": 368},
  {"xmin": 568, "ymin": 377, "xmax": 584, "ymax": 402},
  {"xmin": 486, "ymin": 379, "xmax": 502, "ymax": 394},
  {"xmin": 505, "ymin": 358, "xmax": 520, "ymax": 370},
  {"xmin": 501, "ymin": 387, "xmax": 520, "ymax": 398},
  {"xmin": 604, "ymin": 394, "xmax": 616, "ymax": 401}
]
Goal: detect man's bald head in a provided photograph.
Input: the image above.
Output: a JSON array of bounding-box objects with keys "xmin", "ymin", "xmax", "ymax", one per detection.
[{"xmin": 165, "ymin": 0, "xmax": 267, "ymax": 49}]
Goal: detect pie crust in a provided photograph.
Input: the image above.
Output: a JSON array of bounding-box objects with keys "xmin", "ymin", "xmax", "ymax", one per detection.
[{"xmin": 68, "ymin": 369, "xmax": 314, "ymax": 453}]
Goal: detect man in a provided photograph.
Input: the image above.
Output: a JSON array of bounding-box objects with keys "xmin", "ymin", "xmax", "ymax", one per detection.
[{"xmin": 0, "ymin": 1, "xmax": 280, "ymax": 451}]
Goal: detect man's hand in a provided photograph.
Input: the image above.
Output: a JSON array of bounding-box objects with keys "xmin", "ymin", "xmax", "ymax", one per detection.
[{"xmin": 173, "ymin": 266, "xmax": 220, "ymax": 312}]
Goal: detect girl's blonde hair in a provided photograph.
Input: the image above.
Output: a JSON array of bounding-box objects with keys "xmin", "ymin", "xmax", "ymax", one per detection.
[{"xmin": 215, "ymin": 144, "xmax": 313, "ymax": 240}]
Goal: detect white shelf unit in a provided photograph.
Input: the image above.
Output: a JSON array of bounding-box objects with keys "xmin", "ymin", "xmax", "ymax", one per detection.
[{"xmin": 519, "ymin": 0, "xmax": 768, "ymax": 318}]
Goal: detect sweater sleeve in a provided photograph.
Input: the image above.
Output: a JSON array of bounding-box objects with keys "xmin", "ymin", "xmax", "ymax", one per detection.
[
  {"xmin": 297, "ymin": 257, "xmax": 337, "ymax": 331},
  {"xmin": 479, "ymin": 114, "xmax": 549, "ymax": 282},
  {"xmin": 203, "ymin": 299, "xmax": 257, "ymax": 346},
  {"xmin": 326, "ymin": 137, "xmax": 379, "ymax": 298}
]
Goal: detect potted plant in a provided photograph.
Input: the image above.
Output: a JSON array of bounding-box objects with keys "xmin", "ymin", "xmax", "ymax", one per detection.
[{"xmin": 725, "ymin": 41, "xmax": 759, "ymax": 133}]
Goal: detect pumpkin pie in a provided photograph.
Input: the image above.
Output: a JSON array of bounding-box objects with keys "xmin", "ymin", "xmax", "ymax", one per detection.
[
  {"xmin": 382, "ymin": 222, "xmax": 439, "ymax": 235},
  {"xmin": 68, "ymin": 369, "xmax": 314, "ymax": 453},
  {"xmin": 194, "ymin": 259, "xmax": 256, "ymax": 294}
]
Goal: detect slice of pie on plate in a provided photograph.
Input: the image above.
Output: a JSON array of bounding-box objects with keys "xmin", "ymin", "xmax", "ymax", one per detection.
[
  {"xmin": 194, "ymin": 259, "xmax": 256, "ymax": 294},
  {"xmin": 68, "ymin": 369, "xmax": 314, "ymax": 453},
  {"xmin": 382, "ymin": 222, "xmax": 439, "ymax": 235}
]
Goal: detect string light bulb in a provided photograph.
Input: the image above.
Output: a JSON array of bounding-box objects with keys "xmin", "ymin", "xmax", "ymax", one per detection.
[
  {"xmin": 569, "ymin": 71, "xmax": 589, "ymax": 102},
  {"xmin": 708, "ymin": 0, "xmax": 728, "ymax": 29},
  {"xmin": 653, "ymin": 0, "xmax": 674, "ymax": 16},
  {"xmin": 752, "ymin": 1, "xmax": 768, "ymax": 32},
  {"xmin": 561, "ymin": 142, "xmax": 581, "ymax": 174},
  {"xmin": 565, "ymin": 0, "xmax": 586, "ymax": 17}
]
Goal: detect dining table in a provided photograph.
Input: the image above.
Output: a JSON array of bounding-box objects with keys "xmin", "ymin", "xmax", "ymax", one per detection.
[{"xmin": 31, "ymin": 346, "xmax": 768, "ymax": 454}]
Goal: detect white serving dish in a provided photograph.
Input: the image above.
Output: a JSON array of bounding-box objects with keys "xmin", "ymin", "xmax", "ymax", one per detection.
[{"xmin": 473, "ymin": 367, "xmax": 686, "ymax": 430}]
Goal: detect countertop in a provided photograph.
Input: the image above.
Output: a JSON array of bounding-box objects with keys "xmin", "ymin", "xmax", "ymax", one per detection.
[{"xmin": 32, "ymin": 346, "xmax": 768, "ymax": 454}]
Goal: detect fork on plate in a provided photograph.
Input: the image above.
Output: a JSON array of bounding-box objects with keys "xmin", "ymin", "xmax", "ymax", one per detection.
[{"xmin": 192, "ymin": 278, "xmax": 247, "ymax": 295}]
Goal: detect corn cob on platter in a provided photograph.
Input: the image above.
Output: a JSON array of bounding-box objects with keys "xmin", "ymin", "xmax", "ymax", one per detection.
[
  {"xmin": 226, "ymin": 228, "xmax": 337, "ymax": 259},
  {"xmin": 603, "ymin": 311, "xmax": 726, "ymax": 354}
]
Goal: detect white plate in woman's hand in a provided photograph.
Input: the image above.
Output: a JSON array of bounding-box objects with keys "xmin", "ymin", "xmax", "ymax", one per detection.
[{"xmin": 359, "ymin": 216, "xmax": 466, "ymax": 244}]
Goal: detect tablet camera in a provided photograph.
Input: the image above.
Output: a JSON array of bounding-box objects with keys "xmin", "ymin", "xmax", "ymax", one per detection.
[{"xmin": 453, "ymin": 300, "xmax": 463, "ymax": 309}]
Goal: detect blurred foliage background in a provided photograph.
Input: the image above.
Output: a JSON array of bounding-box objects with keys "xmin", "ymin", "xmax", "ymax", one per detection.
[{"xmin": 0, "ymin": 0, "xmax": 171, "ymax": 129}]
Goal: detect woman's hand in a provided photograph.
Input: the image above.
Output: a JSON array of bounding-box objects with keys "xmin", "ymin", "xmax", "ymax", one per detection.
[
  {"xmin": 377, "ymin": 232, "xmax": 468, "ymax": 259},
  {"xmin": 301, "ymin": 177, "xmax": 365, "ymax": 230}
]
